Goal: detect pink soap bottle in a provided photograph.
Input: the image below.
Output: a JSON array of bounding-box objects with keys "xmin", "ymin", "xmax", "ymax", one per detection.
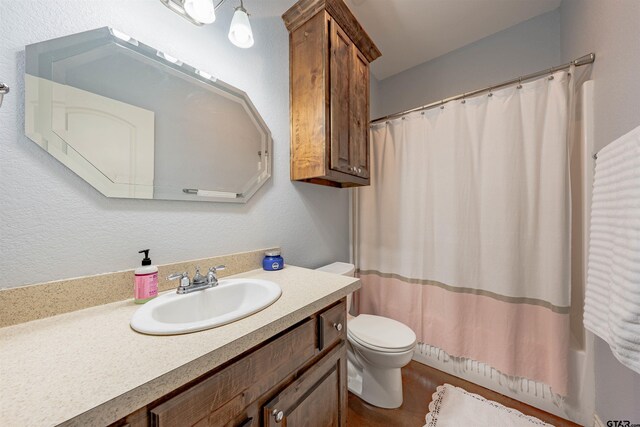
[{"xmin": 134, "ymin": 249, "xmax": 158, "ymax": 304}]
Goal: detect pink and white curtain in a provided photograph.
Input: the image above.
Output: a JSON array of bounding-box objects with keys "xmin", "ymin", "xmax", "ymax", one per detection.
[{"xmin": 357, "ymin": 71, "xmax": 572, "ymax": 394}]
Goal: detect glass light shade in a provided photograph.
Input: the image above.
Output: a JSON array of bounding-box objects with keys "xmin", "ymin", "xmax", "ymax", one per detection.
[
  {"xmin": 228, "ymin": 7, "xmax": 254, "ymax": 48},
  {"xmin": 184, "ymin": 0, "xmax": 216, "ymax": 24}
]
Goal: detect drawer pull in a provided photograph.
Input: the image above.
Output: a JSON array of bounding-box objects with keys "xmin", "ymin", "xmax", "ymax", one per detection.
[
  {"xmin": 272, "ymin": 409, "xmax": 284, "ymax": 423},
  {"xmin": 333, "ymin": 322, "xmax": 343, "ymax": 332}
]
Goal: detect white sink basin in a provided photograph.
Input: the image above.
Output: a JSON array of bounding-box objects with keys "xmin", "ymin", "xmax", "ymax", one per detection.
[{"xmin": 130, "ymin": 279, "xmax": 282, "ymax": 335}]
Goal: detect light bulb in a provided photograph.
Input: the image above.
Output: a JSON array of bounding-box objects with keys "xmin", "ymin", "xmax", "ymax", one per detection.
[
  {"xmin": 228, "ymin": 7, "xmax": 254, "ymax": 48},
  {"xmin": 184, "ymin": 0, "xmax": 216, "ymax": 24}
]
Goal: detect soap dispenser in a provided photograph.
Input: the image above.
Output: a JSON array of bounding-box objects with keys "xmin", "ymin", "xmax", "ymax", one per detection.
[{"xmin": 134, "ymin": 249, "xmax": 158, "ymax": 304}]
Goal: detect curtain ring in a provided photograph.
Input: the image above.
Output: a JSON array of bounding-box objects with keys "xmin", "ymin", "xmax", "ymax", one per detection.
[
  {"xmin": 461, "ymin": 93, "xmax": 466, "ymax": 104},
  {"xmin": 488, "ymin": 87, "xmax": 493, "ymax": 97},
  {"xmin": 548, "ymin": 68, "xmax": 554, "ymax": 80},
  {"xmin": 516, "ymin": 77, "xmax": 522, "ymax": 89},
  {"xmin": 440, "ymin": 100, "xmax": 445, "ymax": 109}
]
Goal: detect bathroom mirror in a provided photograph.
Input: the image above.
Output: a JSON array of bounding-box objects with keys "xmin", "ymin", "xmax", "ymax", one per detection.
[{"xmin": 25, "ymin": 27, "xmax": 272, "ymax": 203}]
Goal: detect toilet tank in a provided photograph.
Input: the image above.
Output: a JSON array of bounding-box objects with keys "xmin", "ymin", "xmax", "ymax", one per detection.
[
  {"xmin": 316, "ymin": 262, "xmax": 356, "ymax": 315},
  {"xmin": 315, "ymin": 262, "xmax": 355, "ymax": 277}
]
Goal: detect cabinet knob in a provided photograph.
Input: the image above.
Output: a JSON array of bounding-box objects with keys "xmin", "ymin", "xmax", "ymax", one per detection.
[
  {"xmin": 333, "ymin": 322, "xmax": 343, "ymax": 332},
  {"xmin": 272, "ymin": 409, "xmax": 284, "ymax": 423}
]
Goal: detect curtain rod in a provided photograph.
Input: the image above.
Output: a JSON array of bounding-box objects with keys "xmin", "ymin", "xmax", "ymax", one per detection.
[{"xmin": 370, "ymin": 53, "xmax": 595, "ymax": 125}]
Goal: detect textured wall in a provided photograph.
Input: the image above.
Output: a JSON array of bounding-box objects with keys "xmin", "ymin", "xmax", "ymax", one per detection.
[
  {"xmin": 374, "ymin": 10, "xmax": 561, "ymax": 119},
  {"xmin": 560, "ymin": 0, "xmax": 640, "ymax": 423},
  {"xmin": 0, "ymin": 0, "xmax": 350, "ymax": 288}
]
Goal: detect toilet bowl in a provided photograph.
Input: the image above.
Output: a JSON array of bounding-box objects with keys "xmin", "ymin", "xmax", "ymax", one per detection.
[{"xmin": 316, "ymin": 262, "xmax": 417, "ymax": 409}]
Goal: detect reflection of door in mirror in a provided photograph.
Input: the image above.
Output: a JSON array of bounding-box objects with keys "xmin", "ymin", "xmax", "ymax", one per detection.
[
  {"xmin": 48, "ymin": 78, "xmax": 155, "ymax": 197},
  {"xmin": 24, "ymin": 27, "xmax": 273, "ymax": 202}
]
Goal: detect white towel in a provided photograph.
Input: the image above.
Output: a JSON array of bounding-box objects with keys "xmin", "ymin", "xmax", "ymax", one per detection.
[{"xmin": 584, "ymin": 125, "xmax": 640, "ymax": 374}]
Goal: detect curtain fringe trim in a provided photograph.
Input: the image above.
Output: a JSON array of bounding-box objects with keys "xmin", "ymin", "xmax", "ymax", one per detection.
[{"xmin": 416, "ymin": 342, "xmax": 566, "ymax": 409}]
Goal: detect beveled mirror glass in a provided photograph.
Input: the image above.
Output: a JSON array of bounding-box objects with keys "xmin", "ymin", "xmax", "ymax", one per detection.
[{"xmin": 25, "ymin": 27, "xmax": 272, "ymax": 203}]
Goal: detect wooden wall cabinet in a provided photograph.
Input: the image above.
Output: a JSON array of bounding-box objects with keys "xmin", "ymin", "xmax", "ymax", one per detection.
[
  {"xmin": 283, "ymin": 0, "xmax": 381, "ymax": 188},
  {"xmin": 110, "ymin": 299, "xmax": 348, "ymax": 427}
]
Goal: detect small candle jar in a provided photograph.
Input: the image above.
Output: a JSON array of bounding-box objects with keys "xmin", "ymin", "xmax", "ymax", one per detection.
[{"xmin": 263, "ymin": 250, "xmax": 284, "ymax": 271}]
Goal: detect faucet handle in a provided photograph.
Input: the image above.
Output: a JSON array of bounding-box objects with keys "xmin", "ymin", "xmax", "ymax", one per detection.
[
  {"xmin": 168, "ymin": 272, "xmax": 190, "ymax": 288},
  {"xmin": 209, "ymin": 265, "xmax": 226, "ymax": 273},
  {"xmin": 168, "ymin": 272, "xmax": 188, "ymax": 281}
]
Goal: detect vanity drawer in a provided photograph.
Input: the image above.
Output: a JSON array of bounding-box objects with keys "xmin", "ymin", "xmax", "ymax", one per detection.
[
  {"xmin": 317, "ymin": 299, "xmax": 346, "ymax": 351},
  {"xmin": 149, "ymin": 319, "xmax": 316, "ymax": 427}
]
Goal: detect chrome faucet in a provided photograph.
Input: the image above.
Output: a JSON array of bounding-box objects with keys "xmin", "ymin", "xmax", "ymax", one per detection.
[{"xmin": 168, "ymin": 265, "xmax": 226, "ymax": 294}]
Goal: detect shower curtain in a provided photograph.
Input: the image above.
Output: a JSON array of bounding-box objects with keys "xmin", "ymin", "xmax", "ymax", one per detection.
[{"xmin": 357, "ymin": 71, "xmax": 572, "ymax": 395}]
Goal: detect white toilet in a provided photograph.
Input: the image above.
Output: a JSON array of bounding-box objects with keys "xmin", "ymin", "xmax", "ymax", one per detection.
[{"xmin": 316, "ymin": 262, "xmax": 417, "ymax": 409}]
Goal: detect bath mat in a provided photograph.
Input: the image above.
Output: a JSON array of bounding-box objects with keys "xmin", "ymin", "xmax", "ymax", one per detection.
[{"xmin": 424, "ymin": 384, "xmax": 553, "ymax": 427}]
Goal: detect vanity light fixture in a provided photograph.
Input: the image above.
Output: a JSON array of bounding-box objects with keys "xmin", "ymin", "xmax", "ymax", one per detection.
[
  {"xmin": 184, "ymin": 0, "xmax": 216, "ymax": 24},
  {"xmin": 228, "ymin": 0, "xmax": 254, "ymax": 48},
  {"xmin": 160, "ymin": 0, "xmax": 255, "ymax": 48}
]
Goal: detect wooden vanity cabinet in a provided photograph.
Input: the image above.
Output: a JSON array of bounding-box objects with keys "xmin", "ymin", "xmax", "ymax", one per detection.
[
  {"xmin": 283, "ymin": 0, "xmax": 381, "ymax": 188},
  {"xmin": 110, "ymin": 299, "xmax": 347, "ymax": 427}
]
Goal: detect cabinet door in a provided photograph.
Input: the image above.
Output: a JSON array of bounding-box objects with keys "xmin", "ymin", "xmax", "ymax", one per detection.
[
  {"xmin": 329, "ymin": 18, "xmax": 354, "ymax": 176},
  {"xmin": 349, "ymin": 46, "xmax": 370, "ymax": 179},
  {"xmin": 263, "ymin": 343, "xmax": 347, "ymax": 427}
]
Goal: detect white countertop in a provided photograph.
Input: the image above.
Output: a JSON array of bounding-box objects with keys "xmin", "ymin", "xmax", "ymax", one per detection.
[{"xmin": 0, "ymin": 266, "xmax": 360, "ymax": 426}]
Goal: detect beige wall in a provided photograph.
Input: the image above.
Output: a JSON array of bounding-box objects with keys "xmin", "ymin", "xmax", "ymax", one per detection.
[{"xmin": 560, "ymin": 0, "xmax": 640, "ymax": 422}]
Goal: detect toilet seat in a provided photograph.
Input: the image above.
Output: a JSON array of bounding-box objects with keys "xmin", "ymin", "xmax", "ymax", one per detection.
[
  {"xmin": 348, "ymin": 332, "xmax": 415, "ymax": 353},
  {"xmin": 348, "ymin": 314, "xmax": 416, "ymax": 353}
]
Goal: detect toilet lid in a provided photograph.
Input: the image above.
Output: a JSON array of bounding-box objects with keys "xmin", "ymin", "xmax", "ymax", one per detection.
[{"xmin": 348, "ymin": 314, "xmax": 416, "ymax": 351}]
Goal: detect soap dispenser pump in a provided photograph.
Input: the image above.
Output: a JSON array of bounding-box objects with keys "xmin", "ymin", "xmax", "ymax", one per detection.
[{"xmin": 134, "ymin": 249, "xmax": 158, "ymax": 304}]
